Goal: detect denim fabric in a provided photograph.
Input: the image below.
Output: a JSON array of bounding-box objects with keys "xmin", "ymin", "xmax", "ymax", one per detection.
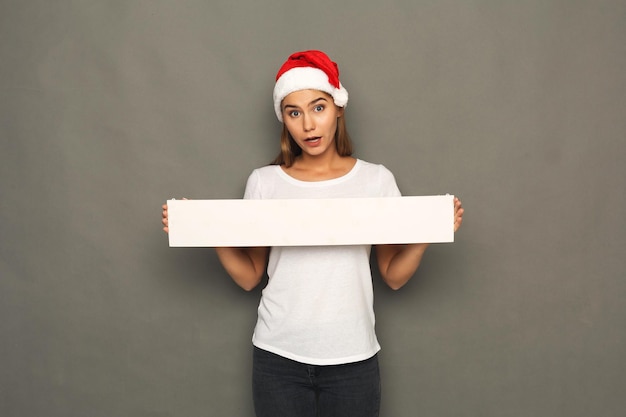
[{"xmin": 252, "ymin": 347, "xmax": 381, "ymax": 417}]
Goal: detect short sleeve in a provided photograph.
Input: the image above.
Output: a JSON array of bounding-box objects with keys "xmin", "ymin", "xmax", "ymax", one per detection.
[
  {"xmin": 243, "ymin": 170, "xmax": 262, "ymax": 199},
  {"xmin": 378, "ymin": 165, "xmax": 402, "ymax": 197}
]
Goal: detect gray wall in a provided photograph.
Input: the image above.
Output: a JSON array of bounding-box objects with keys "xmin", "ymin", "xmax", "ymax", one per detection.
[{"xmin": 2, "ymin": 1, "xmax": 625, "ymax": 416}]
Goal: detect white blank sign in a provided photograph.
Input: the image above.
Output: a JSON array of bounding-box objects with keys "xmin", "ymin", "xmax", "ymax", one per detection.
[{"xmin": 167, "ymin": 195, "xmax": 454, "ymax": 247}]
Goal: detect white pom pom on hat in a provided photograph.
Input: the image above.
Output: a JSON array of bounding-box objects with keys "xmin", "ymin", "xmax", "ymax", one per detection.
[{"xmin": 273, "ymin": 50, "xmax": 348, "ymax": 122}]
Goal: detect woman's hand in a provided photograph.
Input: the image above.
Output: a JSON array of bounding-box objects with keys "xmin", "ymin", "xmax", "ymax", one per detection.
[
  {"xmin": 161, "ymin": 203, "xmax": 169, "ymax": 233},
  {"xmin": 454, "ymin": 197, "xmax": 464, "ymax": 232},
  {"xmin": 162, "ymin": 198, "xmax": 187, "ymax": 234}
]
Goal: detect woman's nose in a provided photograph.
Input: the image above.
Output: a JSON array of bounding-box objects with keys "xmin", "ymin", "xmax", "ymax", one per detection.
[{"xmin": 303, "ymin": 113, "xmax": 315, "ymax": 131}]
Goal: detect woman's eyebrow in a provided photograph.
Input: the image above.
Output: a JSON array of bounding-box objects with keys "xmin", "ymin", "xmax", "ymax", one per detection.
[
  {"xmin": 283, "ymin": 97, "xmax": 328, "ymax": 110},
  {"xmin": 309, "ymin": 97, "xmax": 328, "ymax": 106}
]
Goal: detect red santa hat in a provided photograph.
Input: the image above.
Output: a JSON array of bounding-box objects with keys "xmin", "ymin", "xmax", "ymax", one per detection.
[{"xmin": 273, "ymin": 50, "xmax": 349, "ymax": 121}]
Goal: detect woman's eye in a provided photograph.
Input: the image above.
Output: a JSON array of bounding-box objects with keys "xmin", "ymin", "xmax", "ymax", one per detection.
[
  {"xmin": 314, "ymin": 105, "xmax": 324, "ymax": 112},
  {"xmin": 289, "ymin": 110, "xmax": 300, "ymax": 117}
]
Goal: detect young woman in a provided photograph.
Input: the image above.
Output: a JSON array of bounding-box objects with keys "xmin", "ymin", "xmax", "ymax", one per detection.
[{"xmin": 162, "ymin": 50, "xmax": 464, "ymax": 417}]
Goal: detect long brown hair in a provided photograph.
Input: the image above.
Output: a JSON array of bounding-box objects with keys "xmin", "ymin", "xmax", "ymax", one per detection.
[{"xmin": 270, "ymin": 115, "xmax": 353, "ymax": 167}]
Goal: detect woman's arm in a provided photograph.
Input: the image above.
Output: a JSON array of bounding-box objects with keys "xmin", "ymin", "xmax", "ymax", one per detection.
[
  {"xmin": 162, "ymin": 202, "xmax": 269, "ymax": 291},
  {"xmin": 215, "ymin": 247, "xmax": 269, "ymax": 291},
  {"xmin": 376, "ymin": 243, "xmax": 430, "ymax": 290},
  {"xmin": 375, "ymin": 197, "xmax": 464, "ymax": 290}
]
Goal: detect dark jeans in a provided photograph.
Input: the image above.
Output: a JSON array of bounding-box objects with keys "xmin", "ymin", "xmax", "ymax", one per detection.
[{"xmin": 252, "ymin": 347, "xmax": 381, "ymax": 417}]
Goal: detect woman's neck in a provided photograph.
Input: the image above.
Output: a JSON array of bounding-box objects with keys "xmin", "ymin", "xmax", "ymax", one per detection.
[{"xmin": 282, "ymin": 153, "xmax": 357, "ymax": 182}]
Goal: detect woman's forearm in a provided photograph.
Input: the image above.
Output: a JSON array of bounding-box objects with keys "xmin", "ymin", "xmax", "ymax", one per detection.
[
  {"xmin": 377, "ymin": 243, "xmax": 429, "ymax": 290},
  {"xmin": 215, "ymin": 247, "xmax": 268, "ymax": 291}
]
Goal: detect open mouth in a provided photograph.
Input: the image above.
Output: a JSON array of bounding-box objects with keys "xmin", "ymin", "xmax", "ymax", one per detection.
[{"xmin": 304, "ymin": 136, "xmax": 321, "ymax": 143}]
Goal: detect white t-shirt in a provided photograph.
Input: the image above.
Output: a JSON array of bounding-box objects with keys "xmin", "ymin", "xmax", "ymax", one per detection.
[{"xmin": 243, "ymin": 159, "xmax": 401, "ymax": 365}]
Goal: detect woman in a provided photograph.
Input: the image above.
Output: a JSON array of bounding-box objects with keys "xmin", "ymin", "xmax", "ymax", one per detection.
[{"xmin": 162, "ymin": 50, "xmax": 464, "ymax": 417}]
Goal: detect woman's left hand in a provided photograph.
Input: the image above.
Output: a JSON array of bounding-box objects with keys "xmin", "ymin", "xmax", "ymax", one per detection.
[{"xmin": 454, "ymin": 197, "xmax": 464, "ymax": 232}]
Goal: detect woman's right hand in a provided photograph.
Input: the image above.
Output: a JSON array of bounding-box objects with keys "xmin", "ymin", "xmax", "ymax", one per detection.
[
  {"xmin": 162, "ymin": 198, "xmax": 187, "ymax": 234},
  {"xmin": 161, "ymin": 203, "xmax": 169, "ymax": 233}
]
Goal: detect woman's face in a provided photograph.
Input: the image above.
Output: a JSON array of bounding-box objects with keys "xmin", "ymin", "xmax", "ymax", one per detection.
[{"xmin": 281, "ymin": 89, "xmax": 343, "ymax": 159}]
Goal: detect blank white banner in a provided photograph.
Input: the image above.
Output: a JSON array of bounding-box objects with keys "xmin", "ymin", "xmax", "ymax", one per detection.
[{"xmin": 167, "ymin": 195, "xmax": 454, "ymax": 247}]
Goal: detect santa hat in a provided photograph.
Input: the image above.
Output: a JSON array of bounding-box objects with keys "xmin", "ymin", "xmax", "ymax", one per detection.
[{"xmin": 273, "ymin": 50, "xmax": 349, "ymax": 121}]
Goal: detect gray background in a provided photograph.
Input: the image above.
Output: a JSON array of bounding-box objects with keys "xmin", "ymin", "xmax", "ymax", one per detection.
[{"xmin": 1, "ymin": 1, "xmax": 625, "ymax": 416}]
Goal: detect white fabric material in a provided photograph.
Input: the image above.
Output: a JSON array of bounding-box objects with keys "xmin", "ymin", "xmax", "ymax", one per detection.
[{"xmin": 243, "ymin": 159, "xmax": 401, "ymax": 365}]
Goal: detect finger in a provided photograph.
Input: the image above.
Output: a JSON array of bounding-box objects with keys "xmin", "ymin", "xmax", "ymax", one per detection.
[{"xmin": 454, "ymin": 208, "xmax": 464, "ymax": 232}]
